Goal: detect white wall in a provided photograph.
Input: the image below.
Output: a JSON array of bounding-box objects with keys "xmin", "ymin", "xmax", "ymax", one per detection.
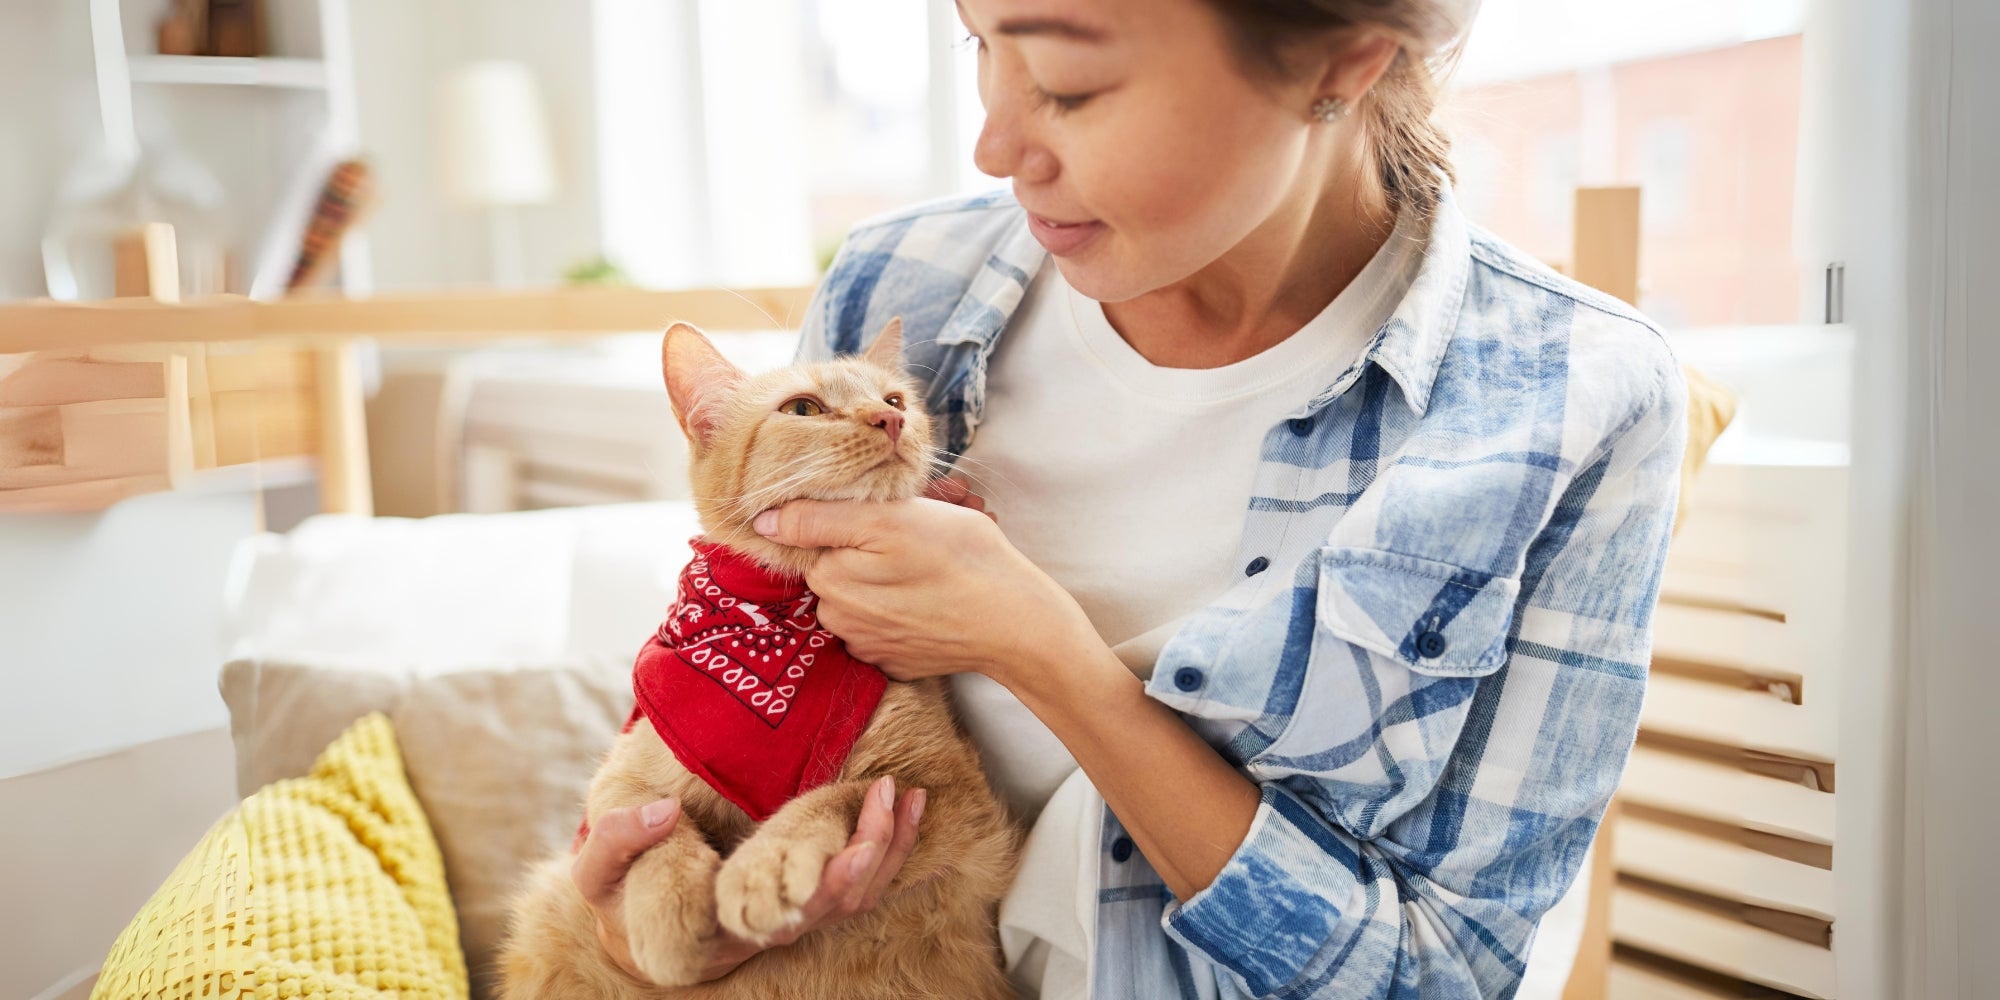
[
  {"xmin": 0, "ymin": 0, "xmax": 105, "ymax": 299},
  {"xmin": 0, "ymin": 489, "xmax": 256, "ymax": 778},
  {"xmin": 0, "ymin": 488, "xmax": 257, "ymax": 998},
  {"xmin": 348, "ymin": 0, "xmax": 606, "ymax": 290}
]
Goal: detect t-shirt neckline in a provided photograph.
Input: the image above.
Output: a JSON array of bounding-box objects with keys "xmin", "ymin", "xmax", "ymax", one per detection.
[{"xmin": 1059, "ymin": 210, "xmax": 1422, "ymax": 406}]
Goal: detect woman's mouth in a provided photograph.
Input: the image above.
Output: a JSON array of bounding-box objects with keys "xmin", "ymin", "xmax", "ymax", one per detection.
[{"xmin": 1026, "ymin": 213, "xmax": 1107, "ymax": 256}]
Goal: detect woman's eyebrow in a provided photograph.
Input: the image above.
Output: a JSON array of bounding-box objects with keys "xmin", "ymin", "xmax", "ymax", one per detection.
[{"xmin": 994, "ymin": 17, "xmax": 1110, "ymax": 42}]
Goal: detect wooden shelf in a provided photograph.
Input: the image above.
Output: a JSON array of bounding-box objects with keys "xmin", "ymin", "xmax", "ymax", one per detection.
[
  {"xmin": 0, "ymin": 286, "xmax": 817, "ymax": 355},
  {"xmin": 126, "ymin": 55, "xmax": 328, "ymax": 90}
]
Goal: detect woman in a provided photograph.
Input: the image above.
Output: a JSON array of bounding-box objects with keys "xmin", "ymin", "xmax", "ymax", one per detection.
[{"xmin": 573, "ymin": 0, "xmax": 1687, "ymax": 996}]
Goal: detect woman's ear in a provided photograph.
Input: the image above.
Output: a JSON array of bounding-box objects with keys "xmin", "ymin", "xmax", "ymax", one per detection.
[
  {"xmin": 862, "ymin": 316, "xmax": 905, "ymax": 370},
  {"xmin": 661, "ymin": 322, "xmax": 746, "ymax": 446},
  {"xmin": 1314, "ymin": 27, "xmax": 1403, "ymax": 111}
]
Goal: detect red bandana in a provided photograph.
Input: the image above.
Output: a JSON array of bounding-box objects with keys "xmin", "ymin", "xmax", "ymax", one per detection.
[{"xmin": 628, "ymin": 538, "xmax": 886, "ymax": 822}]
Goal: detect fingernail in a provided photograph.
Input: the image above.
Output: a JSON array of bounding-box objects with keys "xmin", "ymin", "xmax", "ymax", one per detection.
[
  {"xmin": 641, "ymin": 799, "xmax": 679, "ymax": 827},
  {"xmin": 877, "ymin": 777, "xmax": 895, "ymax": 810},
  {"xmin": 911, "ymin": 789, "xmax": 927, "ymax": 824},
  {"xmin": 753, "ymin": 510, "xmax": 780, "ymax": 536}
]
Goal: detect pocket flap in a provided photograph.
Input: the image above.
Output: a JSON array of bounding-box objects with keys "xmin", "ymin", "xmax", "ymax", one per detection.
[{"xmin": 1316, "ymin": 547, "xmax": 1520, "ymax": 676}]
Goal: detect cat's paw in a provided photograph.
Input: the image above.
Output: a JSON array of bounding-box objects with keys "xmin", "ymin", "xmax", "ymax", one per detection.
[
  {"xmin": 714, "ymin": 828, "xmax": 845, "ymax": 944},
  {"xmin": 623, "ymin": 850, "xmax": 720, "ymax": 986}
]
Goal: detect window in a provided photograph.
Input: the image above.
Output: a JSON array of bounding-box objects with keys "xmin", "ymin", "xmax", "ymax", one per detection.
[{"xmin": 1449, "ymin": 3, "xmax": 1807, "ymax": 326}]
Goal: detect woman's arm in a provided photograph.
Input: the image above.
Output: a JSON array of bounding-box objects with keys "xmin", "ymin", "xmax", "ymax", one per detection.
[{"xmin": 1009, "ymin": 624, "xmax": 1264, "ymax": 901}]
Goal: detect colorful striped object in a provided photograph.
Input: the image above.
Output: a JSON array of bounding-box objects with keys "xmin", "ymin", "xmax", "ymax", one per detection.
[{"xmin": 287, "ymin": 158, "xmax": 376, "ymax": 292}]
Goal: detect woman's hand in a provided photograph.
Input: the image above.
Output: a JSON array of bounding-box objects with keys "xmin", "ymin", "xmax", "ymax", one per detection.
[
  {"xmin": 571, "ymin": 782, "xmax": 925, "ymax": 984},
  {"xmin": 750, "ymin": 487, "xmax": 1097, "ymax": 686},
  {"xmin": 921, "ymin": 475, "xmax": 994, "ymax": 520}
]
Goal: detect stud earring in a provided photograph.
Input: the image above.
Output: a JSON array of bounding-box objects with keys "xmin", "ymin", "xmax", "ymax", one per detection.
[{"xmin": 1311, "ymin": 97, "xmax": 1350, "ymax": 123}]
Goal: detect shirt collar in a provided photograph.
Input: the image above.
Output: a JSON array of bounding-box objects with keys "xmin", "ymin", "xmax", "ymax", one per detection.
[
  {"xmin": 935, "ymin": 219, "xmax": 1047, "ymax": 349},
  {"xmin": 944, "ymin": 183, "xmax": 1471, "ymax": 418},
  {"xmin": 1352, "ymin": 182, "xmax": 1471, "ymax": 418}
]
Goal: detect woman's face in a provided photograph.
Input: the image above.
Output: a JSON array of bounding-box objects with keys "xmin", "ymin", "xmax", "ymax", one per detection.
[{"xmin": 960, "ymin": 0, "xmax": 1330, "ymax": 303}]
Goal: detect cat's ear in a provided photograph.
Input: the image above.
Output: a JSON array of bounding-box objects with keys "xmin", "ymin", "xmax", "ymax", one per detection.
[
  {"xmin": 662, "ymin": 322, "xmax": 745, "ymax": 446},
  {"xmin": 861, "ymin": 316, "xmax": 905, "ymax": 371}
]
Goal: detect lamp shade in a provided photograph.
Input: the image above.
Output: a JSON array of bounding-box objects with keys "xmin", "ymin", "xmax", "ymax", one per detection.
[{"xmin": 437, "ymin": 61, "xmax": 559, "ymax": 207}]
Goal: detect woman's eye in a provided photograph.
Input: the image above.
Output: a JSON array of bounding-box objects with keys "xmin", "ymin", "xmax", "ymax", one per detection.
[
  {"xmin": 781, "ymin": 397, "xmax": 824, "ymax": 417},
  {"xmin": 885, "ymin": 393, "xmax": 904, "ymax": 410},
  {"xmin": 1035, "ymin": 87, "xmax": 1095, "ymax": 114}
]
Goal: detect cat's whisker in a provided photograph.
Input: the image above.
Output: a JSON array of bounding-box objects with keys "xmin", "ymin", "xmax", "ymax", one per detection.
[
  {"xmin": 718, "ymin": 286, "xmax": 789, "ymax": 332},
  {"xmin": 731, "ymin": 456, "xmax": 849, "ymax": 517},
  {"xmin": 937, "ymin": 454, "xmax": 1024, "ymax": 499}
]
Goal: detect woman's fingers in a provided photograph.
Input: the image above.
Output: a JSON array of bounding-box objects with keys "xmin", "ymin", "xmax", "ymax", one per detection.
[
  {"xmin": 576, "ymin": 781, "xmax": 920, "ymax": 966},
  {"xmin": 861, "ymin": 788, "xmax": 926, "ymax": 909},
  {"xmin": 788, "ymin": 776, "xmax": 922, "ymax": 930},
  {"xmin": 923, "ymin": 477, "xmax": 971, "ymax": 504},
  {"xmin": 923, "ymin": 477, "xmax": 995, "ymax": 520},
  {"xmin": 837, "ymin": 777, "xmax": 897, "ymax": 911},
  {"xmin": 572, "ymin": 798, "xmax": 681, "ymax": 912},
  {"xmin": 571, "ymin": 798, "xmax": 681, "ymax": 983}
]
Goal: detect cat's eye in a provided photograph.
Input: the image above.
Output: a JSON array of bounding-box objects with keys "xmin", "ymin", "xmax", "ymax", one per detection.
[
  {"xmin": 885, "ymin": 393, "xmax": 905, "ymax": 410},
  {"xmin": 780, "ymin": 397, "xmax": 824, "ymax": 417}
]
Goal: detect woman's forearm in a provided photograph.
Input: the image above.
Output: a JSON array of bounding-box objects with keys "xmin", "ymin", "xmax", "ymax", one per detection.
[{"xmin": 999, "ymin": 627, "xmax": 1262, "ymax": 902}]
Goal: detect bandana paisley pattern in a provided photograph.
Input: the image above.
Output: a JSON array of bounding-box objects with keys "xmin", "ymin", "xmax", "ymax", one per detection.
[{"xmin": 658, "ymin": 553, "xmax": 832, "ymax": 726}]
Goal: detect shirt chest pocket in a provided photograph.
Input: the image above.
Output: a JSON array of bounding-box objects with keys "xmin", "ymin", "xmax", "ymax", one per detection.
[
  {"xmin": 1244, "ymin": 547, "xmax": 1521, "ymax": 784},
  {"xmin": 1314, "ymin": 547, "xmax": 1520, "ymax": 675}
]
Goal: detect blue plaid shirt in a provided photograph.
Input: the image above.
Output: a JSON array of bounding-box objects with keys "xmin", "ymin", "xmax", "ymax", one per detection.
[{"xmin": 797, "ymin": 187, "xmax": 1686, "ymax": 999}]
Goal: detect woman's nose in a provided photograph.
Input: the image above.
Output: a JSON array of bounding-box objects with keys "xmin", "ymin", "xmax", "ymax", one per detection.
[
  {"xmin": 972, "ymin": 83, "xmax": 1057, "ymax": 184},
  {"xmin": 972, "ymin": 107, "xmax": 1021, "ymax": 179}
]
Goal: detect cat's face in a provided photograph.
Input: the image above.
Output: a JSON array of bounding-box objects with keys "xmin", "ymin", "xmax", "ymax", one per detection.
[{"xmin": 662, "ymin": 319, "xmax": 934, "ymax": 571}]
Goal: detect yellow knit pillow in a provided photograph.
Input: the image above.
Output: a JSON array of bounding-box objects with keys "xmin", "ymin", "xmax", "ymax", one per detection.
[{"xmin": 94, "ymin": 713, "xmax": 468, "ymax": 1000}]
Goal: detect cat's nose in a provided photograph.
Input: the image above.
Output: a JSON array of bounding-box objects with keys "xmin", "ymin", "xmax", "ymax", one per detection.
[{"xmin": 868, "ymin": 409, "xmax": 903, "ymax": 446}]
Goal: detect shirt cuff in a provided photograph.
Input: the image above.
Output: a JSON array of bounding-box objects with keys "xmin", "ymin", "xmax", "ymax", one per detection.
[{"xmin": 1161, "ymin": 782, "xmax": 1367, "ymax": 996}]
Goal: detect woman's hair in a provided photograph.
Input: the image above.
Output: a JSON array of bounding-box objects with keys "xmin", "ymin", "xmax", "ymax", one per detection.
[{"xmin": 1203, "ymin": 0, "xmax": 1473, "ymax": 215}]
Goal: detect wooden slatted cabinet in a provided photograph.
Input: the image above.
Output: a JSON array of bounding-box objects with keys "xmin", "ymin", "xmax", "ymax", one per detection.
[{"xmin": 1610, "ymin": 463, "xmax": 1847, "ymax": 999}]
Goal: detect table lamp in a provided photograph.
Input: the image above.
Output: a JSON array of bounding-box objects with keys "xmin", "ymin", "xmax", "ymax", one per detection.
[{"xmin": 437, "ymin": 60, "xmax": 559, "ymax": 287}]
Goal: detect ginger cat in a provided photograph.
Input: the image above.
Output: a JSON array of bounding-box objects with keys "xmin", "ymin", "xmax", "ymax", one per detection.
[{"xmin": 498, "ymin": 320, "xmax": 1019, "ymax": 1000}]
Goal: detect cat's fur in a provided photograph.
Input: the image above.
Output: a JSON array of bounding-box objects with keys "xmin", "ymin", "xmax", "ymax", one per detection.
[{"xmin": 497, "ymin": 320, "xmax": 1020, "ymax": 1000}]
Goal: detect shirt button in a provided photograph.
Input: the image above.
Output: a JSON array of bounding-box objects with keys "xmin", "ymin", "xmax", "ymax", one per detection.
[
  {"xmin": 1244, "ymin": 556, "xmax": 1270, "ymax": 576},
  {"xmin": 1111, "ymin": 836, "xmax": 1134, "ymax": 862},
  {"xmin": 1416, "ymin": 630, "xmax": 1449, "ymax": 659},
  {"xmin": 1288, "ymin": 416, "xmax": 1315, "ymax": 437},
  {"xmin": 1173, "ymin": 667, "xmax": 1204, "ymax": 692}
]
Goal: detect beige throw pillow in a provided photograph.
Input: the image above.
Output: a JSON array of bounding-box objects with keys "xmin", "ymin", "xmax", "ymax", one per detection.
[{"xmin": 220, "ymin": 654, "xmax": 634, "ymax": 999}]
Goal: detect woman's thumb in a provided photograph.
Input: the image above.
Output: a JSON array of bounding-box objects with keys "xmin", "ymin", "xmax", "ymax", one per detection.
[{"xmin": 752, "ymin": 500, "xmax": 877, "ymax": 550}]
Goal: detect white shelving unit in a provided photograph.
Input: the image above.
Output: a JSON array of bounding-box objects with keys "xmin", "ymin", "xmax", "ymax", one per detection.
[
  {"xmin": 85, "ymin": 0, "xmax": 368, "ymax": 295},
  {"xmin": 126, "ymin": 54, "xmax": 329, "ymax": 89}
]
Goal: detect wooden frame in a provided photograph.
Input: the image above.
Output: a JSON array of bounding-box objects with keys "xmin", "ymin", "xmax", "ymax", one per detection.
[{"xmin": 0, "ymin": 286, "xmax": 815, "ymax": 515}]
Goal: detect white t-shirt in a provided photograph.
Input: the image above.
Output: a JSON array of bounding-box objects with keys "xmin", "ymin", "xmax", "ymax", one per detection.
[{"xmin": 951, "ymin": 212, "xmax": 1423, "ymax": 997}]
